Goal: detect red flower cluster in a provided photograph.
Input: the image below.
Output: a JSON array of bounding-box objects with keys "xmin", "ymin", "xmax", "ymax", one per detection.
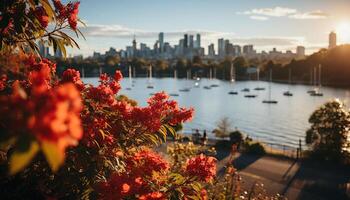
[
  {"xmin": 185, "ymin": 154, "xmax": 217, "ymax": 182},
  {"xmin": 24, "ymin": 56, "xmax": 57, "ymax": 95},
  {"xmin": 0, "ymin": 74, "xmax": 7, "ymax": 91},
  {"xmin": 53, "ymin": 0, "xmax": 80, "ymax": 30},
  {"xmin": 34, "ymin": 6, "xmax": 49, "ymax": 28},
  {"xmin": 68, "ymin": 2, "xmax": 79, "ymax": 30},
  {"xmin": 0, "ymin": 56, "xmax": 83, "ymax": 163},
  {"xmin": 27, "ymin": 83, "xmax": 82, "ymax": 149},
  {"xmin": 139, "ymin": 192, "xmax": 165, "ymax": 200},
  {"xmin": 61, "ymin": 68, "xmax": 84, "ymax": 90},
  {"xmin": 97, "ymin": 149, "xmax": 169, "ymax": 199},
  {"xmin": 86, "ymin": 72, "xmax": 122, "ymax": 106},
  {"xmin": 126, "ymin": 149, "xmax": 170, "ymax": 175}
]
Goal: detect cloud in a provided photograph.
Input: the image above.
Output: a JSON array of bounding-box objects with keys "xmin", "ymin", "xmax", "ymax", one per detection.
[
  {"xmin": 250, "ymin": 15, "xmax": 269, "ymax": 21},
  {"xmin": 238, "ymin": 7, "xmax": 328, "ymax": 20},
  {"xmin": 79, "ymin": 24, "xmax": 233, "ymax": 39},
  {"xmin": 289, "ymin": 10, "xmax": 328, "ymax": 19},
  {"xmin": 232, "ymin": 37, "xmax": 304, "ymax": 46},
  {"xmin": 238, "ymin": 7, "xmax": 297, "ymax": 17},
  {"xmin": 67, "ymin": 23, "xmax": 312, "ymax": 57}
]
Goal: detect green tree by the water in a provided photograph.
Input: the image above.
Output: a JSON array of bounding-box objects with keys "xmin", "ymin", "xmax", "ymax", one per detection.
[{"xmin": 306, "ymin": 100, "xmax": 350, "ymax": 163}]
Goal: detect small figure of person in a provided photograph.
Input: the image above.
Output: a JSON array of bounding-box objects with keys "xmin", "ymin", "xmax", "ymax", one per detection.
[
  {"xmin": 201, "ymin": 130, "xmax": 207, "ymax": 145},
  {"xmin": 193, "ymin": 129, "xmax": 201, "ymax": 143}
]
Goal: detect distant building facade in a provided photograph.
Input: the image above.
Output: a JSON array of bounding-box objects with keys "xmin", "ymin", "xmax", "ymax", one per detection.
[
  {"xmin": 296, "ymin": 46, "xmax": 305, "ymax": 58},
  {"xmin": 329, "ymin": 31, "xmax": 337, "ymax": 49}
]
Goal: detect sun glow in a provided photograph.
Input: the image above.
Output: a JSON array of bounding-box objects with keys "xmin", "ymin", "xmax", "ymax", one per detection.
[{"xmin": 336, "ymin": 22, "xmax": 350, "ymax": 44}]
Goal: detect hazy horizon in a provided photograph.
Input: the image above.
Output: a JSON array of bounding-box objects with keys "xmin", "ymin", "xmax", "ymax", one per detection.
[{"xmin": 66, "ymin": 0, "xmax": 350, "ymax": 57}]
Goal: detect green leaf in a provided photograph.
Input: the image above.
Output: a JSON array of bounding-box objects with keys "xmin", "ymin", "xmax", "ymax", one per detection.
[
  {"xmin": 40, "ymin": 0, "xmax": 55, "ymax": 19},
  {"xmin": 9, "ymin": 140, "xmax": 39, "ymax": 175},
  {"xmin": 41, "ymin": 141, "xmax": 65, "ymax": 172}
]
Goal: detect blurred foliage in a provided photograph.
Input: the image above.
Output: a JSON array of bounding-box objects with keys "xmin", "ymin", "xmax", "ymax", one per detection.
[{"xmin": 306, "ymin": 99, "xmax": 350, "ymax": 163}]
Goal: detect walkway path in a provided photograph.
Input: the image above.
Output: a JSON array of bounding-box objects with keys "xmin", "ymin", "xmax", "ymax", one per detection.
[{"xmin": 216, "ymin": 152, "xmax": 350, "ymax": 200}]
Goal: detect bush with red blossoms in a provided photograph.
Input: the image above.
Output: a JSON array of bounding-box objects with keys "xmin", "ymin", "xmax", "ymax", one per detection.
[
  {"xmin": 0, "ymin": 1, "xmax": 276, "ymax": 200},
  {"xmin": 0, "ymin": 0, "xmax": 82, "ymax": 57},
  {"xmin": 185, "ymin": 154, "xmax": 217, "ymax": 182}
]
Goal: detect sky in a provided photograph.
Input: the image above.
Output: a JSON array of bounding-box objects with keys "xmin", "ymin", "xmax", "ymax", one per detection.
[{"xmin": 64, "ymin": 0, "xmax": 350, "ymax": 57}]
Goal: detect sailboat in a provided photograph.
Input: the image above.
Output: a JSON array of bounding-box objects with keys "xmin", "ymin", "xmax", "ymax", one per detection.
[
  {"xmin": 209, "ymin": 67, "xmax": 220, "ymax": 88},
  {"xmin": 310, "ymin": 64, "xmax": 323, "ymax": 96},
  {"xmin": 228, "ymin": 63, "xmax": 238, "ymax": 95},
  {"xmin": 283, "ymin": 68, "xmax": 293, "ymax": 96},
  {"xmin": 99, "ymin": 66, "xmax": 102, "ymax": 76},
  {"xmin": 244, "ymin": 65, "xmax": 257, "ymax": 98},
  {"xmin": 147, "ymin": 65, "xmax": 154, "ymax": 89},
  {"xmin": 254, "ymin": 68, "xmax": 265, "ymax": 91},
  {"xmin": 170, "ymin": 69, "xmax": 180, "ymax": 97},
  {"xmin": 126, "ymin": 65, "xmax": 132, "ymax": 90},
  {"xmin": 179, "ymin": 69, "xmax": 191, "ymax": 92},
  {"xmin": 307, "ymin": 67, "xmax": 317, "ymax": 94},
  {"xmin": 262, "ymin": 69, "xmax": 278, "ymax": 104},
  {"xmin": 81, "ymin": 66, "xmax": 85, "ymax": 79}
]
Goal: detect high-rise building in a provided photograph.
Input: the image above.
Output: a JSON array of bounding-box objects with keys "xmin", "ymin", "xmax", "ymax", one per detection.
[
  {"xmin": 208, "ymin": 43, "xmax": 215, "ymax": 57},
  {"xmin": 243, "ymin": 45, "xmax": 254, "ymax": 55},
  {"xmin": 184, "ymin": 34, "xmax": 188, "ymax": 48},
  {"xmin": 189, "ymin": 35, "xmax": 194, "ymax": 48},
  {"xmin": 54, "ymin": 48, "xmax": 63, "ymax": 58},
  {"xmin": 233, "ymin": 45, "xmax": 241, "ymax": 56},
  {"xmin": 196, "ymin": 34, "xmax": 201, "ymax": 49},
  {"xmin": 159, "ymin": 32, "xmax": 164, "ymax": 53},
  {"xmin": 329, "ymin": 31, "xmax": 337, "ymax": 49},
  {"xmin": 39, "ymin": 41, "xmax": 49, "ymax": 58},
  {"xmin": 296, "ymin": 46, "xmax": 305, "ymax": 58},
  {"xmin": 132, "ymin": 35, "xmax": 137, "ymax": 57},
  {"xmin": 153, "ymin": 41, "xmax": 159, "ymax": 54},
  {"xmin": 140, "ymin": 43, "xmax": 147, "ymax": 56},
  {"xmin": 225, "ymin": 43, "xmax": 235, "ymax": 56},
  {"xmin": 218, "ymin": 38, "xmax": 225, "ymax": 57}
]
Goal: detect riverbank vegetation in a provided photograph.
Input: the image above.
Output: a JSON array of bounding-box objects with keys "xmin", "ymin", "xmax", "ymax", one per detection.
[
  {"xmin": 306, "ymin": 100, "xmax": 350, "ymax": 164},
  {"xmin": 55, "ymin": 44, "xmax": 350, "ymax": 87}
]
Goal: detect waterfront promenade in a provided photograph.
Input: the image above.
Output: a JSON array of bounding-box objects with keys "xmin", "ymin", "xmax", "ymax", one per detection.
[{"xmin": 216, "ymin": 151, "xmax": 350, "ymax": 200}]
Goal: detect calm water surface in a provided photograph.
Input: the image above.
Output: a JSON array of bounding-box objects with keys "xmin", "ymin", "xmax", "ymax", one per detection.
[{"xmin": 84, "ymin": 77, "xmax": 350, "ymax": 148}]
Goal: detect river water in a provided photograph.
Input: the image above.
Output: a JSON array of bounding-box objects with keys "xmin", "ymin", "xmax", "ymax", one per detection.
[{"xmin": 83, "ymin": 77, "xmax": 350, "ymax": 149}]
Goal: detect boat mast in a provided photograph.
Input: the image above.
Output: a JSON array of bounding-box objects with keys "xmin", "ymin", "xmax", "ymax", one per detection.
[
  {"xmin": 209, "ymin": 68, "xmax": 213, "ymax": 79},
  {"xmin": 230, "ymin": 62, "xmax": 234, "ymax": 82},
  {"xmin": 149, "ymin": 65, "xmax": 152, "ymax": 82},
  {"xmin": 288, "ymin": 68, "xmax": 292, "ymax": 84},
  {"xmin": 318, "ymin": 64, "xmax": 322, "ymax": 87},
  {"xmin": 129, "ymin": 65, "xmax": 132, "ymax": 79},
  {"xmin": 269, "ymin": 69, "xmax": 272, "ymax": 100},
  {"xmin": 314, "ymin": 66, "xmax": 317, "ymax": 89}
]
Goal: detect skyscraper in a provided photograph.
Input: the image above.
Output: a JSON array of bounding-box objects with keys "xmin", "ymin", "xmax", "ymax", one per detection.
[
  {"xmin": 39, "ymin": 41, "xmax": 49, "ymax": 58},
  {"xmin": 184, "ymin": 34, "xmax": 188, "ymax": 48},
  {"xmin": 208, "ymin": 43, "xmax": 215, "ymax": 57},
  {"xmin": 196, "ymin": 34, "xmax": 201, "ymax": 49},
  {"xmin": 159, "ymin": 32, "xmax": 164, "ymax": 53},
  {"xmin": 329, "ymin": 31, "xmax": 337, "ymax": 49},
  {"xmin": 218, "ymin": 38, "xmax": 225, "ymax": 57},
  {"xmin": 189, "ymin": 35, "xmax": 194, "ymax": 48},
  {"xmin": 243, "ymin": 45, "xmax": 254, "ymax": 55},
  {"xmin": 296, "ymin": 46, "xmax": 305, "ymax": 58},
  {"xmin": 132, "ymin": 35, "xmax": 137, "ymax": 52}
]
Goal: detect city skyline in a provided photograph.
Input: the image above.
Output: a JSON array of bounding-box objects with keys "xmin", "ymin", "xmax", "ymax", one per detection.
[
  {"xmin": 89, "ymin": 32, "xmax": 307, "ymax": 61},
  {"xmin": 66, "ymin": 0, "xmax": 350, "ymax": 57}
]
